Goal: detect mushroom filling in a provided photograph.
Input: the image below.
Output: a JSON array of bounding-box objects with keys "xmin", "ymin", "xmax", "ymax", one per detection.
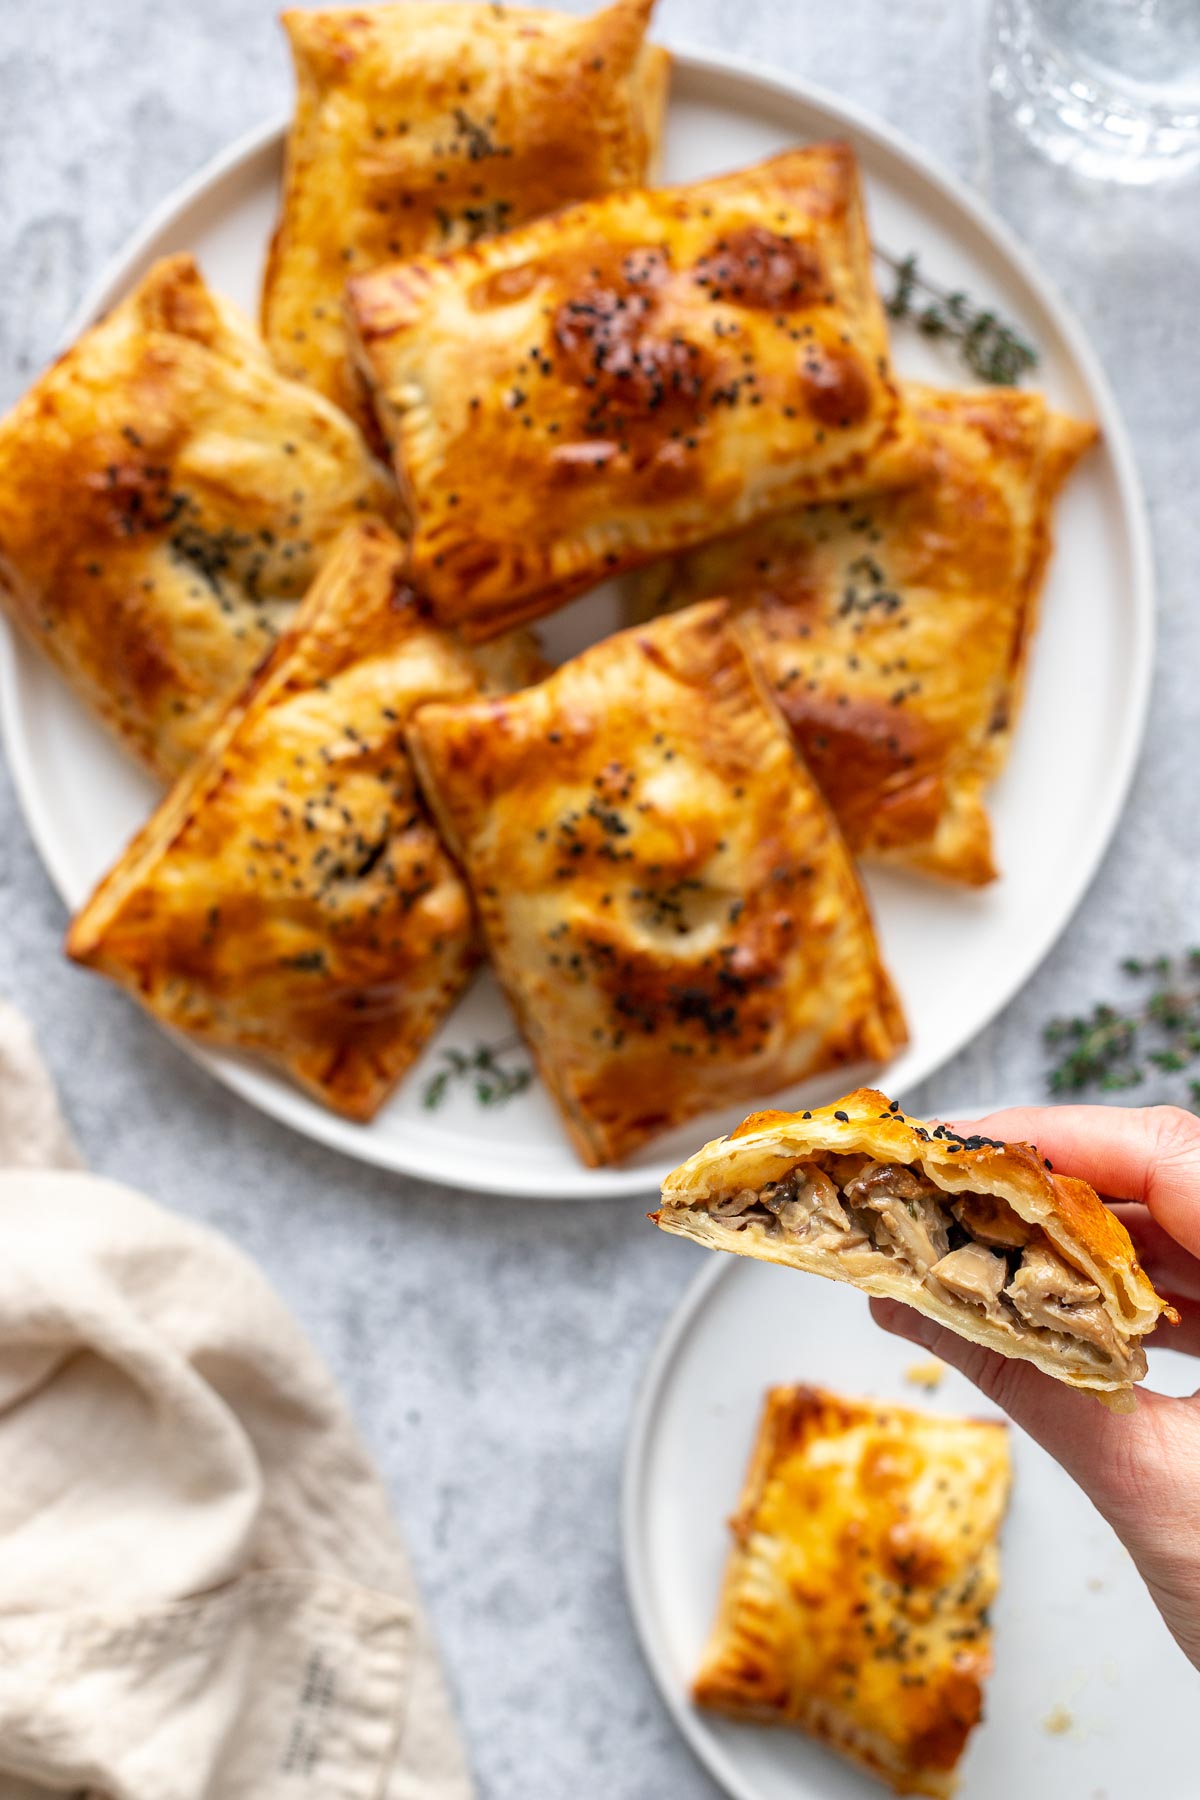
[{"xmin": 699, "ymin": 1156, "xmax": 1139, "ymax": 1378}]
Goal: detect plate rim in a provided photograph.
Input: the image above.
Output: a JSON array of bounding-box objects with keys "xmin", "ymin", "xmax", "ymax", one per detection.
[
  {"xmin": 622, "ymin": 1254, "xmax": 764, "ymax": 1800},
  {"xmin": 0, "ymin": 42, "xmax": 1154, "ymax": 1200}
]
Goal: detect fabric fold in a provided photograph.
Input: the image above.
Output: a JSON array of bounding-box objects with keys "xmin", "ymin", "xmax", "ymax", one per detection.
[{"xmin": 0, "ymin": 1002, "xmax": 473, "ymax": 1800}]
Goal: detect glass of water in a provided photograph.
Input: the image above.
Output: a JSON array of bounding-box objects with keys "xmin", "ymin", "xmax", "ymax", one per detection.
[{"xmin": 989, "ymin": 0, "xmax": 1200, "ymax": 182}]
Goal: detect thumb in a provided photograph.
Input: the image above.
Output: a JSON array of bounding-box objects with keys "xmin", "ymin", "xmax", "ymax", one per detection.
[{"xmin": 868, "ymin": 1296, "xmax": 1159, "ymax": 1508}]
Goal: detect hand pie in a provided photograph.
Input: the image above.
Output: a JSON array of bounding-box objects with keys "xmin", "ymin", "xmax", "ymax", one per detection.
[
  {"xmin": 407, "ymin": 602, "xmax": 907, "ymax": 1166},
  {"xmin": 66, "ymin": 520, "xmax": 486, "ymax": 1121},
  {"xmin": 348, "ymin": 144, "xmax": 930, "ymax": 638},
  {"xmin": 0, "ymin": 254, "xmax": 395, "ymax": 780},
  {"xmin": 695, "ymin": 1384, "xmax": 1009, "ymax": 1798},
  {"xmin": 636, "ymin": 384, "xmax": 1098, "ymax": 884},
  {"xmin": 654, "ymin": 1088, "xmax": 1174, "ymax": 1406},
  {"xmin": 262, "ymin": 0, "xmax": 668, "ymax": 428}
]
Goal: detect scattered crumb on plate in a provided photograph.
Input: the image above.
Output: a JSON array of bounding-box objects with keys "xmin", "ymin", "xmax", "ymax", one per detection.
[
  {"xmin": 904, "ymin": 1358, "xmax": 945, "ymax": 1391},
  {"xmin": 1087, "ymin": 1576, "xmax": 1105, "ymax": 1593},
  {"xmin": 1042, "ymin": 1705, "xmax": 1074, "ymax": 1736}
]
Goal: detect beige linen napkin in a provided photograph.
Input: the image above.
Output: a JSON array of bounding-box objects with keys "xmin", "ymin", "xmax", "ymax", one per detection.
[{"xmin": 0, "ymin": 1001, "xmax": 474, "ymax": 1800}]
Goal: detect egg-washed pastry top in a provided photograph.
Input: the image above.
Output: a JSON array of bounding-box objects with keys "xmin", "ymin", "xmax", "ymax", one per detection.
[
  {"xmin": 66, "ymin": 519, "xmax": 488, "ymax": 1122},
  {"xmin": 348, "ymin": 142, "xmax": 930, "ymax": 639},
  {"xmin": 694, "ymin": 1384, "xmax": 1010, "ymax": 1799},
  {"xmin": 407, "ymin": 601, "xmax": 906, "ymax": 1166},
  {"xmin": 0, "ymin": 254, "xmax": 395, "ymax": 781},
  {"xmin": 637, "ymin": 384, "xmax": 1097, "ymax": 884},
  {"xmin": 262, "ymin": 0, "xmax": 668, "ymax": 429},
  {"xmin": 655, "ymin": 1088, "xmax": 1175, "ymax": 1406}
]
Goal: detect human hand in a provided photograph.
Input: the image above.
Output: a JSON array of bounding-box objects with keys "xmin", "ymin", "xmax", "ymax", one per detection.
[{"xmin": 870, "ymin": 1103, "xmax": 1200, "ymax": 1669}]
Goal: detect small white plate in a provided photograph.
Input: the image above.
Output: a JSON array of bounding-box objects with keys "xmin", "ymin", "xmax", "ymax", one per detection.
[
  {"xmin": 0, "ymin": 49, "xmax": 1153, "ymax": 1197},
  {"xmin": 623, "ymin": 1253, "xmax": 1198, "ymax": 1800}
]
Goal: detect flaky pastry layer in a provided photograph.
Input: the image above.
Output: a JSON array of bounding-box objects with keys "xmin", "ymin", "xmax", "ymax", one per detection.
[
  {"xmin": 656, "ymin": 1088, "xmax": 1173, "ymax": 1404},
  {"xmin": 0, "ymin": 254, "xmax": 394, "ymax": 779},
  {"xmin": 635, "ymin": 384, "xmax": 1098, "ymax": 884},
  {"xmin": 67, "ymin": 519, "xmax": 488, "ymax": 1119},
  {"xmin": 409, "ymin": 605, "xmax": 906, "ymax": 1164},
  {"xmin": 263, "ymin": 0, "xmax": 668, "ymax": 428},
  {"xmin": 695, "ymin": 1384, "xmax": 1010, "ymax": 1797},
  {"xmin": 349, "ymin": 143, "xmax": 929, "ymax": 637}
]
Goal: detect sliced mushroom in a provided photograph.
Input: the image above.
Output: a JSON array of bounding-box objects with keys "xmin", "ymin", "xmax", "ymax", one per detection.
[
  {"xmin": 709, "ymin": 1186, "xmax": 761, "ymax": 1220},
  {"xmin": 844, "ymin": 1162, "xmax": 943, "ymax": 1206},
  {"xmin": 842, "ymin": 1162, "xmax": 950, "ymax": 1274},
  {"xmin": 763, "ymin": 1165, "xmax": 868, "ymax": 1249},
  {"xmin": 929, "ymin": 1243, "xmax": 1008, "ymax": 1315},
  {"xmin": 1006, "ymin": 1243, "xmax": 1118, "ymax": 1357}
]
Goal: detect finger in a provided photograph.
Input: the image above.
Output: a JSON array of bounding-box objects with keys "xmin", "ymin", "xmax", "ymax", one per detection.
[
  {"xmin": 946, "ymin": 1105, "xmax": 1200, "ymax": 1261},
  {"xmin": 868, "ymin": 1295, "xmax": 1164, "ymax": 1503},
  {"xmin": 1109, "ymin": 1203, "xmax": 1200, "ymax": 1302}
]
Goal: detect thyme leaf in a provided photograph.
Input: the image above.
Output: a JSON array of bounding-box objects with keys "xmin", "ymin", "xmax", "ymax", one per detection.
[
  {"xmin": 421, "ymin": 1034, "xmax": 532, "ymax": 1110},
  {"xmin": 876, "ymin": 249, "xmax": 1039, "ymax": 386},
  {"xmin": 1044, "ymin": 951, "xmax": 1200, "ymax": 1103}
]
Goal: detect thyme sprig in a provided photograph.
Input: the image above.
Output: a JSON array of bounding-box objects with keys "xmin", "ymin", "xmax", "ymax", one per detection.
[
  {"xmin": 876, "ymin": 249, "xmax": 1039, "ymax": 386},
  {"xmin": 422, "ymin": 1034, "xmax": 532, "ymax": 1110},
  {"xmin": 1044, "ymin": 951, "xmax": 1200, "ymax": 1103}
]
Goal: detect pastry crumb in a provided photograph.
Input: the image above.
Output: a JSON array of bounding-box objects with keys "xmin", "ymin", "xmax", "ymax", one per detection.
[
  {"xmin": 904, "ymin": 1358, "xmax": 945, "ymax": 1391},
  {"xmin": 1087, "ymin": 1575, "xmax": 1105, "ymax": 1593},
  {"xmin": 1042, "ymin": 1705, "xmax": 1074, "ymax": 1736}
]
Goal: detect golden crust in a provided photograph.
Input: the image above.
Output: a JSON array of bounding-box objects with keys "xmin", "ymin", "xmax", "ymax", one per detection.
[
  {"xmin": 0, "ymin": 254, "xmax": 395, "ymax": 780},
  {"xmin": 695, "ymin": 1385, "xmax": 1009, "ymax": 1798},
  {"xmin": 635, "ymin": 385, "xmax": 1098, "ymax": 884},
  {"xmin": 407, "ymin": 603, "xmax": 906, "ymax": 1166},
  {"xmin": 66, "ymin": 519, "xmax": 483, "ymax": 1121},
  {"xmin": 262, "ymin": 0, "xmax": 669, "ymax": 428},
  {"xmin": 348, "ymin": 143, "xmax": 930, "ymax": 638},
  {"xmin": 656, "ymin": 1087, "xmax": 1172, "ymax": 1402}
]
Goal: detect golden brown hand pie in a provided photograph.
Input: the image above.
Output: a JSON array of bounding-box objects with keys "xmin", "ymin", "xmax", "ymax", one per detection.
[
  {"xmin": 66, "ymin": 519, "xmax": 487, "ymax": 1121},
  {"xmin": 654, "ymin": 1088, "xmax": 1174, "ymax": 1406},
  {"xmin": 0, "ymin": 254, "xmax": 395, "ymax": 781},
  {"xmin": 695, "ymin": 1384, "xmax": 1009, "ymax": 1798},
  {"xmin": 348, "ymin": 143, "xmax": 930, "ymax": 639},
  {"xmin": 407, "ymin": 602, "xmax": 906, "ymax": 1166},
  {"xmin": 262, "ymin": 0, "xmax": 668, "ymax": 429},
  {"xmin": 636, "ymin": 384, "xmax": 1098, "ymax": 884}
]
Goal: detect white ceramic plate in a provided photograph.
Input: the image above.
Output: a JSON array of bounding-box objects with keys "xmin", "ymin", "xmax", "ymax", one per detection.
[
  {"xmin": 623, "ymin": 1253, "xmax": 1197, "ymax": 1800},
  {"xmin": 0, "ymin": 49, "xmax": 1152, "ymax": 1198}
]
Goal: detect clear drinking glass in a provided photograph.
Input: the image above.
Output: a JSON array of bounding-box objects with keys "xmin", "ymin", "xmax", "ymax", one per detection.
[{"xmin": 989, "ymin": 0, "xmax": 1200, "ymax": 182}]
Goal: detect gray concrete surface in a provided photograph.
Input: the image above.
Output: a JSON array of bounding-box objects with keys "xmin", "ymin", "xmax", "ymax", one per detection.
[{"xmin": 0, "ymin": 3, "xmax": 1197, "ymax": 1794}]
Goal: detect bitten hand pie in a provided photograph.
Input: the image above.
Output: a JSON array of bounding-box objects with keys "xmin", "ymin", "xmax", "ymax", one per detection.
[
  {"xmin": 66, "ymin": 519, "xmax": 488, "ymax": 1121},
  {"xmin": 636, "ymin": 385, "xmax": 1097, "ymax": 884},
  {"xmin": 654, "ymin": 1089, "xmax": 1174, "ymax": 1406},
  {"xmin": 0, "ymin": 254, "xmax": 395, "ymax": 780},
  {"xmin": 348, "ymin": 144, "xmax": 930, "ymax": 638},
  {"xmin": 262, "ymin": 0, "xmax": 668, "ymax": 428},
  {"xmin": 695, "ymin": 1385, "xmax": 1009, "ymax": 1798},
  {"xmin": 407, "ymin": 602, "xmax": 906, "ymax": 1166}
]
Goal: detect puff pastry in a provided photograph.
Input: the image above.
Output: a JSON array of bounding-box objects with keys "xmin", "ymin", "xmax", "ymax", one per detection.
[
  {"xmin": 262, "ymin": 0, "xmax": 668, "ymax": 428},
  {"xmin": 407, "ymin": 602, "xmax": 907, "ymax": 1166},
  {"xmin": 636, "ymin": 385, "xmax": 1098, "ymax": 883},
  {"xmin": 66, "ymin": 519, "xmax": 486, "ymax": 1121},
  {"xmin": 695, "ymin": 1384, "xmax": 1009, "ymax": 1797},
  {"xmin": 348, "ymin": 143, "xmax": 930, "ymax": 638},
  {"xmin": 0, "ymin": 254, "xmax": 395, "ymax": 780},
  {"xmin": 655, "ymin": 1088, "xmax": 1174, "ymax": 1406}
]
